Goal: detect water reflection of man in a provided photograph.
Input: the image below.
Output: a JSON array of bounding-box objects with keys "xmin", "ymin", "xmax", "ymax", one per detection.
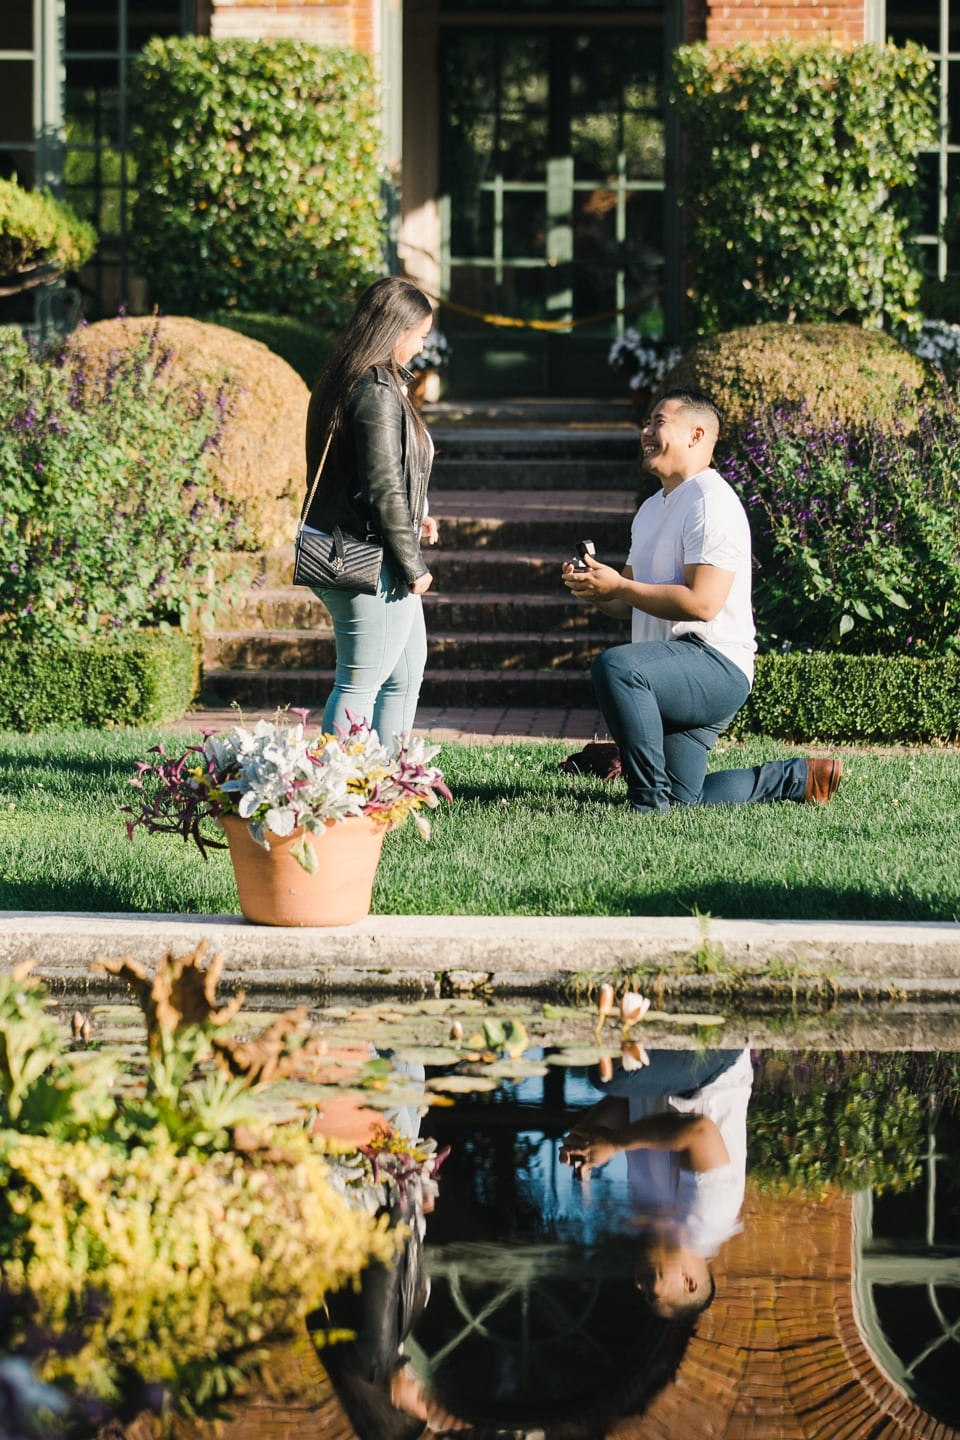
[{"xmin": 559, "ymin": 1048, "xmax": 753, "ymax": 1319}]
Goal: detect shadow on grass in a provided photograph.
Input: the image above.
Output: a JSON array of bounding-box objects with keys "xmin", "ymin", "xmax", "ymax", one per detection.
[
  {"xmin": 0, "ymin": 875, "xmax": 237, "ymax": 916},
  {"xmin": 3, "ymin": 868, "xmax": 958, "ymax": 923}
]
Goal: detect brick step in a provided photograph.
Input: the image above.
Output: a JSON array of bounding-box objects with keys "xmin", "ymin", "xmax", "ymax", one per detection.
[
  {"xmin": 432, "ymin": 425, "xmax": 641, "ymax": 461},
  {"xmin": 227, "ymin": 550, "xmax": 590, "ymax": 593},
  {"xmin": 204, "ymin": 628, "xmax": 614, "ymax": 671},
  {"xmin": 221, "ymin": 589, "xmax": 624, "ymax": 634},
  {"xmin": 427, "ymin": 399, "xmax": 636, "ymax": 428},
  {"xmin": 424, "ymin": 592, "xmax": 624, "ymax": 634},
  {"xmin": 431, "ymin": 458, "xmax": 637, "ymax": 490},
  {"xmin": 428, "ymin": 550, "xmax": 581, "ymax": 592},
  {"xmin": 220, "ymin": 548, "xmax": 623, "ymax": 597},
  {"xmin": 197, "ymin": 667, "xmax": 599, "ymax": 710},
  {"xmin": 433, "ymin": 512, "xmax": 632, "ymax": 553}
]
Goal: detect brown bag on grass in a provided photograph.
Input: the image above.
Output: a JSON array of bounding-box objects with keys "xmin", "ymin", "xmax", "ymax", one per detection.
[{"xmin": 559, "ymin": 741, "xmax": 622, "ymax": 780}]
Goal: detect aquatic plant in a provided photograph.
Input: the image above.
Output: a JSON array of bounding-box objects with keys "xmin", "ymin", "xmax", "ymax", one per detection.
[
  {"xmin": 745, "ymin": 1050, "xmax": 960, "ymax": 1197},
  {"xmin": 0, "ymin": 950, "xmax": 397, "ymax": 1423}
]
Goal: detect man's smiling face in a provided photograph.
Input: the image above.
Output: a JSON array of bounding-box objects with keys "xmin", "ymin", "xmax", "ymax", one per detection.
[{"xmin": 640, "ymin": 397, "xmax": 695, "ymax": 483}]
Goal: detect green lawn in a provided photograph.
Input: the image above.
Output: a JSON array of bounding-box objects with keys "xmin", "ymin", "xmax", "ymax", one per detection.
[{"xmin": 1, "ymin": 729, "xmax": 958, "ymax": 921}]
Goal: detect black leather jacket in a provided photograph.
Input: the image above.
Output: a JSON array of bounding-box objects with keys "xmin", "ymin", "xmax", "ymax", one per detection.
[{"xmin": 303, "ymin": 365, "xmax": 431, "ymax": 586}]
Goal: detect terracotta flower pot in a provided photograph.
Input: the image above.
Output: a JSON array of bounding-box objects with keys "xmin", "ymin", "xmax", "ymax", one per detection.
[{"xmin": 220, "ymin": 813, "xmax": 386, "ymax": 927}]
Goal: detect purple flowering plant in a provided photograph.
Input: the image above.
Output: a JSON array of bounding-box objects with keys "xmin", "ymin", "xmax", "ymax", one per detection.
[
  {"xmin": 721, "ymin": 394, "xmax": 960, "ymax": 655},
  {"xmin": 0, "ymin": 321, "xmax": 248, "ymax": 645}
]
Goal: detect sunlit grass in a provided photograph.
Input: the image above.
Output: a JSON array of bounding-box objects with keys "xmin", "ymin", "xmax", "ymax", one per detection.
[{"xmin": 1, "ymin": 728, "xmax": 958, "ymax": 921}]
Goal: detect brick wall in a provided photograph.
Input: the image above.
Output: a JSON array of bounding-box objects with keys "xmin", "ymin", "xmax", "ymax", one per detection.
[
  {"xmin": 204, "ymin": 0, "xmax": 376, "ymax": 53},
  {"xmin": 701, "ymin": 0, "xmax": 866, "ymax": 44},
  {"xmin": 203, "ymin": 1184, "xmax": 958, "ymax": 1440}
]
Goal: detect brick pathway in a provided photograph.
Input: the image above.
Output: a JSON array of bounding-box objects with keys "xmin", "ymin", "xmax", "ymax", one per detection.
[{"xmin": 164, "ymin": 703, "xmax": 611, "ymax": 744}]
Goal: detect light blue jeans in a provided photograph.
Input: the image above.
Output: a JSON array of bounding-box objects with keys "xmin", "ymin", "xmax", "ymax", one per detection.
[
  {"xmin": 591, "ymin": 635, "xmax": 809, "ymax": 813},
  {"xmin": 316, "ymin": 556, "xmax": 427, "ymax": 740}
]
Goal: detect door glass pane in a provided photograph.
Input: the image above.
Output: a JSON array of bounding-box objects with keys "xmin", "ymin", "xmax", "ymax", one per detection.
[
  {"xmin": 449, "ymin": 262, "xmax": 546, "ymax": 319},
  {"xmin": 624, "ymin": 114, "xmax": 664, "ymax": 180},
  {"xmin": 450, "ymin": 182, "xmax": 494, "ymax": 257},
  {"xmin": 499, "ymin": 114, "xmax": 547, "ymax": 182},
  {"xmin": 503, "ymin": 191, "xmax": 545, "ymax": 258},
  {"xmin": 951, "ymin": 0, "xmax": 960, "ymax": 51},
  {"xmin": 571, "ymin": 113, "xmax": 619, "ymax": 178}
]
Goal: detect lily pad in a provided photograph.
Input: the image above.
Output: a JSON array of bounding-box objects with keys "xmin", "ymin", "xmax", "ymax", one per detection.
[
  {"xmin": 543, "ymin": 1005, "xmax": 590, "ymax": 1022},
  {"xmin": 643, "ymin": 1011, "xmax": 726, "ymax": 1027},
  {"xmin": 390, "ymin": 1046, "xmax": 464, "ymax": 1067},
  {"xmin": 544, "ymin": 1046, "xmax": 604, "ymax": 1068},
  {"xmin": 484, "ymin": 1059, "xmax": 550, "ymax": 1080},
  {"xmin": 426, "ymin": 1074, "xmax": 499, "ymax": 1095}
]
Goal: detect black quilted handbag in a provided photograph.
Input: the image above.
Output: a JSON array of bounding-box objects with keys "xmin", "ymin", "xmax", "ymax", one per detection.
[
  {"xmin": 294, "ymin": 433, "xmax": 383, "ymax": 596},
  {"xmin": 294, "ymin": 523, "xmax": 383, "ymax": 595}
]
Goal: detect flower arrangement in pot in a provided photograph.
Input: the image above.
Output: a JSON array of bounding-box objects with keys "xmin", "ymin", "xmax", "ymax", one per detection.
[
  {"xmin": 125, "ymin": 710, "xmax": 451, "ymax": 926},
  {"xmin": 607, "ymin": 330, "xmax": 682, "ymax": 412},
  {"xmin": 406, "ymin": 328, "xmax": 451, "ymax": 406}
]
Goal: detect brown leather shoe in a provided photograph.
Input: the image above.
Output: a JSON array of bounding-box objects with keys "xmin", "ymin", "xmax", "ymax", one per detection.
[{"xmin": 804, "ymin": 757, "xmax": 843, "ymax": 804}]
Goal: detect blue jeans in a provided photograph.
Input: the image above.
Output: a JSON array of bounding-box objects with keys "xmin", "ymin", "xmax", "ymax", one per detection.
[
  {"xmin": 591, "ymin": 636, "xmax": 809, "ymax": 813},
  {"xmin": 316, "ymin": 556, "xmax": 427, "ymax": 739}
]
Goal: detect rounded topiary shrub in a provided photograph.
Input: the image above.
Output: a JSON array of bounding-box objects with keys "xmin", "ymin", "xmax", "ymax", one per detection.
[
  {"xmin": 72, "ymin": 316, "xmax": 309, "ymax": 550},
  {"xmin": 659, "ymin": 323, "xmax": 929, "ymax": 450}
]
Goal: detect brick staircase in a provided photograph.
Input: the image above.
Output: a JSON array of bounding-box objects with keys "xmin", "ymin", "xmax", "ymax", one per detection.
[{"xmin": 200, "ymin": 400, "xmax": 641, "ymax": 712}]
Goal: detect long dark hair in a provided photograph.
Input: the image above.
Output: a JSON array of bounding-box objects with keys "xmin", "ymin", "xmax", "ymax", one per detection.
[{"xmin": 308, "ymin": 275, "xmax": 433, "ymax": 456}]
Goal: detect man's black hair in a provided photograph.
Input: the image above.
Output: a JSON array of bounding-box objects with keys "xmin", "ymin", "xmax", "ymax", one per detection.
[{"xmin": 658, "ymin": 386, "xmax": 723, "ymax": 434}]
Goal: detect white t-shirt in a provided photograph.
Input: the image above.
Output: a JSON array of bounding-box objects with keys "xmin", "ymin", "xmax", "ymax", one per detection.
[
  {"xmin": 625, "ymin": 1048, "xmax": 753, "ymax": 1258},
  {"xmin": 626, "ymin": 467, "xmax": 756, "ymax": 684}
]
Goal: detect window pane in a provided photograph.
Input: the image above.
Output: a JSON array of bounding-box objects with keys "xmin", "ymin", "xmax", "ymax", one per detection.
[
  {"xmin": 0, "ymin": 62, "xmax": 33, "ymax": 146},
  {"xmin": 916, "ymin": 151, "xmax": 940, "ymax": 237},
  {"xmin": 4, "ymin": 1, "xmax": 34, "ymax": 51},
  {"xmin": 885, "ymin": 4, "xmax": 939, "ymax": 50},
  {"xmin": 128, "ymin": 0, "xmax": 183, "ymax": 50}
]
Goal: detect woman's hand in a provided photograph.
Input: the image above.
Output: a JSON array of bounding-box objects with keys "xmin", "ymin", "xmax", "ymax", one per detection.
[
  {"xmin": 410, "ymin": 572, "xmax": 433, "ymax": 595},
  {"xmin": 421, "ymin": 515, "xmax": 440, "ymax": 546}
]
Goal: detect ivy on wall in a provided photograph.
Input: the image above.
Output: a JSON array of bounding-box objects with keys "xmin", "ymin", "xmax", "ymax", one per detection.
[
  {"xmin": 671, "ymin": 42, "xmax": 937, "ymax": 335},
  {"xmin": 130, "ymin": 38, "xmax": 384, "ymax": 328}
]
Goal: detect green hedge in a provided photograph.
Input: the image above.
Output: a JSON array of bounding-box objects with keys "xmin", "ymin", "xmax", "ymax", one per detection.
[
  {"xmin": 131, "ymin": 38, "xmax": 383, "ymax": 328},
  {"xmin": 201, "ymin": 310, "xmax": 337, "ymax": 386},
  {"xmin": 671, "ymin": 41, "xmax": 936, "ymax": 334},
  {"xmin": 731, "ymin": 652, "xmax": 960, "ymax": 743},
  {"xmin": 0, "ymin": 175, "xmax": 97, "ymax": 276},
  {"xmin": 0, "ymin": 633, "xmax": 198, "ymax": 730}
]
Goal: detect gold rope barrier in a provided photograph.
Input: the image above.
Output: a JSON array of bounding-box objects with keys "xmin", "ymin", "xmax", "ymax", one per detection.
[{"xmin": 418, "ymin": 286, "xmax": 662, "ymax": 333}]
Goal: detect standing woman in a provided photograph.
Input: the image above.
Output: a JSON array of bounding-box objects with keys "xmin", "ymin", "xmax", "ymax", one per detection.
[{"xmin": 304, "ymin": 276, "xmax": 438, "ymax": 739}]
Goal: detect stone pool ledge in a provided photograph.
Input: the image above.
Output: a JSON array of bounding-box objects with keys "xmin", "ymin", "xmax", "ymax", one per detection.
[{"xmin": 2, "ymin": 910, "xmax": 960, "ymax": 1004}]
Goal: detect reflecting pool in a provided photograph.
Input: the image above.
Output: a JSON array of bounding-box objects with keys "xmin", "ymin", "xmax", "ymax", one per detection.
[{"xmin": 2, "ymin": 979, "xmax": 960, "ymax": 1440}]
